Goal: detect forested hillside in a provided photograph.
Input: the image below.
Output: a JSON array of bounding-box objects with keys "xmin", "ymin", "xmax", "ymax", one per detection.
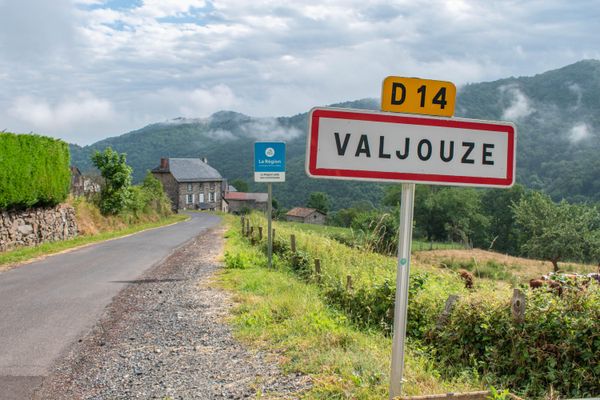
[{"xmin": 70, "ymin": 60, "xmax": 600, "ymax": 208}]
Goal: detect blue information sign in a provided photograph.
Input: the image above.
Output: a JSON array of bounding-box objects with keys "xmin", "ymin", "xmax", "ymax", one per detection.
[{"xmin": 254, "ymin": 142, "xmax": 286, "ymax": 182}]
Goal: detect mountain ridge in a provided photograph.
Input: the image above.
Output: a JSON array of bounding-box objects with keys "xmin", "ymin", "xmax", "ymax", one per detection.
[{"xmin": 70, "ymin": 60, "xmax": 600, "ymax": 208}]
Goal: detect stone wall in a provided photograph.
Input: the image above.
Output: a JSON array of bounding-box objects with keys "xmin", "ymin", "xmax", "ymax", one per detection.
[{"xmin": 0, "ymin": 205, "xmax": 78, "ymax": 252}]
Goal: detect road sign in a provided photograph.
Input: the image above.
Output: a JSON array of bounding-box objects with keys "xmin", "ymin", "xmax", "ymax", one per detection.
[
  {"xmin": 306, "ymin": 107, "xmax": 516, "ymax": 188},
  {"xmin": 254, "ymin": 141, "xmax": 286, "ymax": 182},
  {"xmin": 381, "ymin": 76, "xmax": 456, "ymax": 117}
]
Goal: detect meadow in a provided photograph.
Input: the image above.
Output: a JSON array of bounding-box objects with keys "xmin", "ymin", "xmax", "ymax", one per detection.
[{"xmin": 220, "ymin": 213, "xmax": 600, "ymax": 399}]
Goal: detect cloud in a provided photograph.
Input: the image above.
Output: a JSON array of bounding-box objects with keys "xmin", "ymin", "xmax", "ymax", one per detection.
[
  {"xmin": 569, "ymin": 123, "xmax": 592, "ymax": 143},
  {"xmin": 1, "ymin": 0, "xmax": 600, "ymax": 146},
  {"xmin": 500, "ymin": 85, "xmax": 534, "ymax": 121},
  {"xmin": 6, "ymin": 93, "xmax": 119, "ymax": 143},
  {"xmin": 144, "ymin": 85, "xmax": 237, "ymax": 118},
  {"xmin": 239, "ymin": 118, "xmax": 303, "ymax": 141},
  {"xmin": 568, "ymin": 83, "xmax": 583, "ymax": 109},
  {"xmin": 206, "ymin": 128, "xmax": 236, "ymax": 141}
]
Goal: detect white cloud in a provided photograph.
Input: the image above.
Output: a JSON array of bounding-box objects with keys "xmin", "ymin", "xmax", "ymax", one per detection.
[
  {"xmin": 568, "ymin": 83, "xmax": 583, "ymax": 109},
  {"xmin": 1, "ymin": 0, "xmax": 599, "ymax": 145},
  {"xmin": 569, "ymin": 123, "xmax": 592, "ymax": 143},
  {"xmin": 146, "ymin": 85, "xmax": 237, "ymax": 118},
  {"xmin": 240, "ymin": 118, "xmax": 303, "ymax": 141},
  {"xmin": 500, "ymin": 85, "xmax": 534, "ymax": 121},
  {"xmin": 206, "ymin": 128, "xmax": 236, "ymax": 141},
  {"xmin": 9, "ymin": 93, "xmax": 115, "ymax": 129}
]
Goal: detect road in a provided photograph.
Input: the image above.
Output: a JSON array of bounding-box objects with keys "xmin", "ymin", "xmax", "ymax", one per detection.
[{"xmin": 0, "ymin": 213, "xmax": 221, "ymax": 399}]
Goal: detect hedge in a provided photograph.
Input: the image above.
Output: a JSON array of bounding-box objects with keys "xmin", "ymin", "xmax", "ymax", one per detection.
[
  {"xmin": 0, "ymin": 132, "xmax": 70, "ymax": 210},
  {"xmin": 429, "ymin": 288, "xmax": 600, "ymax": 398}
]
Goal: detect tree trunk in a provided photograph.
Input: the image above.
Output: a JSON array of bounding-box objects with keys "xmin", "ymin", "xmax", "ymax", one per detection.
[{"xmin": 551, "ymin": 258, "xmax": 559, "ymax": 272}]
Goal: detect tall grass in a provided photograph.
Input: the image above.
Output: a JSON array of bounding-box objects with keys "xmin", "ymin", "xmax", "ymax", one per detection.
[
  {"xmin": 239, "ymin": 213, "xmax": 600, "ymax": 398},
  {"xmin": 220, "ymin": 217, "xmax": 481, "ymax": 398}
]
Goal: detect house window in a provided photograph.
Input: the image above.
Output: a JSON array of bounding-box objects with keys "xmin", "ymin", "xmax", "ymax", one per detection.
[
  {"xmin": 187, "ymin": 183, "xmax": 193, "ymax": 192},
  {"xmin": 199, "ymin": 193, "xmax": 205, "ymax": 203},
  {"xmin": 186, "ymin": 194, "xmax": 194, "ymax": 204},
  {"xmin": 209, "ymin": 192, "xmax": 215, "ymax": 202},
  {"xmin": 210, "ymin": 183, "xmax": 215, "ymax": 190}
]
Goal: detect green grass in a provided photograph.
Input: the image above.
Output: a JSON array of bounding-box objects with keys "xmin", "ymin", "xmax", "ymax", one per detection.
[
  {"xmin": 280, "ymin": 221, "xmax": 351, "ymax": 236},
  {"xmin": 278, "ymin": 220, "xmax": 464, "ymax": 253},
  {"xmin": 0, "ymin": 214, "xmax": 188, "ymax": 268},
  {"xmin": 218, "ymin": 216, "xmax": 481, "ymax": 398}
]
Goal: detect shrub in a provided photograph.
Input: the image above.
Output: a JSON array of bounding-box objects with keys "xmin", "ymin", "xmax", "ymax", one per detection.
[
  {"xmin": 92, "ymin": 148, "xmax": 132, "ymax": 215},
  {"xmin": 0, "ymin": 132, "xmax": 70, "ymax": 209},
  {"xmin": 429, "ymin": 286, "xmax": 600, "ymax": 398}
]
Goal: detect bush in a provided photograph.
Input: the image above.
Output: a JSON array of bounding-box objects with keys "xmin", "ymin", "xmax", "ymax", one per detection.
[
  {"xmin": 0, "ymin": 133, "xmax": 70, "ymax": 209},
  {"xmin": 429, "ymin": 286, "xmax": 600, "ymax": 398}
]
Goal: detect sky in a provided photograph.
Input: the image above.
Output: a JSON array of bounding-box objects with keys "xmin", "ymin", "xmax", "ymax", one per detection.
[{"xmin": 0, "ymin": 0, "xmax": 599, "ymax": 145}]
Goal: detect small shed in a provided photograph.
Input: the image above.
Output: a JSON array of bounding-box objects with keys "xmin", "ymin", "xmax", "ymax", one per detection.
[
  {"xmin": 224, "ymin": 192, "xmax": 268, "ymax": 213},
  {"xmin": 286, "ymin": 207, "xmax": 326, "ymax": 225}
]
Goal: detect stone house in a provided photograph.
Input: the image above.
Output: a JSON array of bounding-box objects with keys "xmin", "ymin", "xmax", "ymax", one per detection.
[
  {"xmin": 285, "ymin": 207, "xmax": 326, "ymax": 225},
  {"xmin": 223, "ymin": 192, "xmax": 268, "ymax": 214},
  {"xmin": 70, "ymin": 166, "xmax": 101, "ymax": 197},
  {"xmin": 151, "ymin": 157, "xmax": 225, "ymax": 211}
]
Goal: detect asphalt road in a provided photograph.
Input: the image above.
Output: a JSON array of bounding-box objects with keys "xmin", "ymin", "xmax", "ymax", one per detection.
[{"xmin": 0, "ymin": 212, "xmax": 221, "ymax": 399}]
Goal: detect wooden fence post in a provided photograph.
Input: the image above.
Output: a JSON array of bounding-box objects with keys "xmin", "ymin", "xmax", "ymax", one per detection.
[
  {"xmin": 245, "ymin": 219, "xmax": 250, "ymax": 236},
  {"xmin": 258, "ymin": 226, "xmax": 263, "ymax": 241},
  {"xmin": 272, "ymin": 228, "xmax": 276, "ymax": 242},
  {"xmin": 290, "ymin": 234, "xmax": 296, "ymax": 252},
  {"xmin": 346, "ymin": 275, "xmax": 353, "ymax": 291},
  {"xmin": 511, "ymin": 289, "xmax": 526, "ymax": 323},
  {"xmin": 315, "ymin": 259, "xmax": 321, "ymax": 283},
  {"xmin": 241, "ymin": 216, "xmax": 245, "ymax": 234},
  {"xmin": 436, "ymin": 295, "xmax": 459, "ymax": 330}
]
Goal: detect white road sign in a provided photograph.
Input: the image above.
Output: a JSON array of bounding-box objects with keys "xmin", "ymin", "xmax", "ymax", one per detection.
[{"xmin": 306, "ymin": 107, "xmax": 516, "ymax": 188}]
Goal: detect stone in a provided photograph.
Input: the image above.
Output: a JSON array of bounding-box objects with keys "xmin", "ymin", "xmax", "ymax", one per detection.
[{"xmin": 17, "ymin": 224, "xmax": 34, "ymax": 235}]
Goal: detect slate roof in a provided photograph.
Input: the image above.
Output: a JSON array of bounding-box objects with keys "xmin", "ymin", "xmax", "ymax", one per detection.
[
  {"xmin": 223, "ymin": 192, "xmax": 268, "ymax": 202},
  {"xmin": 153, "ymin": 158, "xmax": 222, "ymax": 182},
  {"xmin": 286, "ymin": 207, "xmax": 324, "ymax": 218}
]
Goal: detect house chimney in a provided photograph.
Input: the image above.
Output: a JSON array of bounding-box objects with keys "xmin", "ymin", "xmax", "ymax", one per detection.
[
  {"xmin": 160, "ymin": 158, "xmax": 169, "ymax": 169},
  {"xmin": 202, "ymin": 157, "xmax": 208, "ymax": 164}
]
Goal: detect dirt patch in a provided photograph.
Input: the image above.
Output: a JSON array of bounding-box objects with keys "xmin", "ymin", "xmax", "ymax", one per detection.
[{"xmin": 414, "ymin": 248, "xmax": 597, "ymax": 280}]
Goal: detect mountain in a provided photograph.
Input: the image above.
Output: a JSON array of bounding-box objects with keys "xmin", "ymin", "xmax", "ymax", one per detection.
[{"xmin": 70, "ymin": 60, "xmax": 600, "ymax": 207}]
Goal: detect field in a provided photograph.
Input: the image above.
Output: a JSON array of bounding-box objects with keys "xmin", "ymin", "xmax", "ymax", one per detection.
[{"xmin": 220, "ymin": 214, "xmax": 600, "ymax": 399}]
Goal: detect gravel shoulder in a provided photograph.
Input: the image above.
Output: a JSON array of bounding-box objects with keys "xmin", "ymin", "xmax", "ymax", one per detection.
[{"xmin": 33, "ymin": 225, "xmax": 309, "ymax": 399}]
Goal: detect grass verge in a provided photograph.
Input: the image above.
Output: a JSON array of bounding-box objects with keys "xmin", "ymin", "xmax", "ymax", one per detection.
[
  {"xmin": 218, "ymin": 215, "xmax": 480, "ymax": 399},
  {"xmin": 0, "ymin": 213, "xmax": 188, "ymax": 270}
]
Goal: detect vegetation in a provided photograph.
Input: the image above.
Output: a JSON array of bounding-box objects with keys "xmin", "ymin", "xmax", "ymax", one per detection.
[
  {"xmin": 230, "ymin": 213, "xmax": 599, "ymax": 398},
  {"xmin": 220, "ymin": 216, "xmax": 480, "ymax": 398},
  {"xmin": 0, "ymin": 146, "xmax": 178, "ymax": 268},
  {"xmin": 92, "ymin": 147, "xmax": 134, "ymax": 215},
  {"xmin": 513, "ymin": 191, "xmax": 600, "ymax": 271},
  {"xmin": 0, "ymin": 132, "xmax": 70, "ymax": 210},
  {"xmin": 306, "ymin": 191, "xmax": 331, "ymax": 214}
]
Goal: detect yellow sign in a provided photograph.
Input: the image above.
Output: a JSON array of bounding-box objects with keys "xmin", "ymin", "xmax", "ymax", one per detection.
[{"xmin": 381, "ymin": 77, "xmax": 456, "ymax": 117}]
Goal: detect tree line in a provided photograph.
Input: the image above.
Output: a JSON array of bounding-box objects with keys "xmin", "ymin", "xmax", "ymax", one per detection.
[{"xmin": 322, "ymin": 184, "xmax": 600, "ymax": 272}]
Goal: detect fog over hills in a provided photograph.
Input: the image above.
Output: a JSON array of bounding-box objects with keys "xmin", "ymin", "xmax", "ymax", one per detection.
[{"xmin": 70, "ymin": 60, "xmax": 600, "ymax": 208}]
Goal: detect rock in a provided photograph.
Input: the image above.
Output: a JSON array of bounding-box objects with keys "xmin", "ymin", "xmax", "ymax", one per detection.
[{"xmin": 17, "ymin": 224, "xmax": 34, "ymax": 235}]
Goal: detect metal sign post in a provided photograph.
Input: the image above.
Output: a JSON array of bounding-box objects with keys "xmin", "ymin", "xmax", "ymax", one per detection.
[
  {"xmin": 254, "ymin": 141, "xmax": 286, "ymax": 269},
  {"xmin": 267, "ymin": 182, "xmax": 273, "ymax": 268},
  {"xmin": 389, "ymin": 182, "xmax": 415, "ymax": 399}
]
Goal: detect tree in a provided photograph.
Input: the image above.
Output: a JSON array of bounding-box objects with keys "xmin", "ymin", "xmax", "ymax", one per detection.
[
  {"xmin": 307, "ymin": 192, "xmax": 331, "ymax": 214},
  {"xmin": 91, "ymin": 148, "xmax": 133, "ymax": 215},
  {"xmin": 481, "ymin": 184, "xmax": 525, "ymax": 253},
  {"xmin": 230, "ymin": 179, "xmax": 249, "ymax": 192},
  {"xmin": 385, "ymin": 185, "xmax": 488, "ymax": 246},
  {"xmin": 513, "ymin": 192, "xmax": 595, "ymax": 272}
]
